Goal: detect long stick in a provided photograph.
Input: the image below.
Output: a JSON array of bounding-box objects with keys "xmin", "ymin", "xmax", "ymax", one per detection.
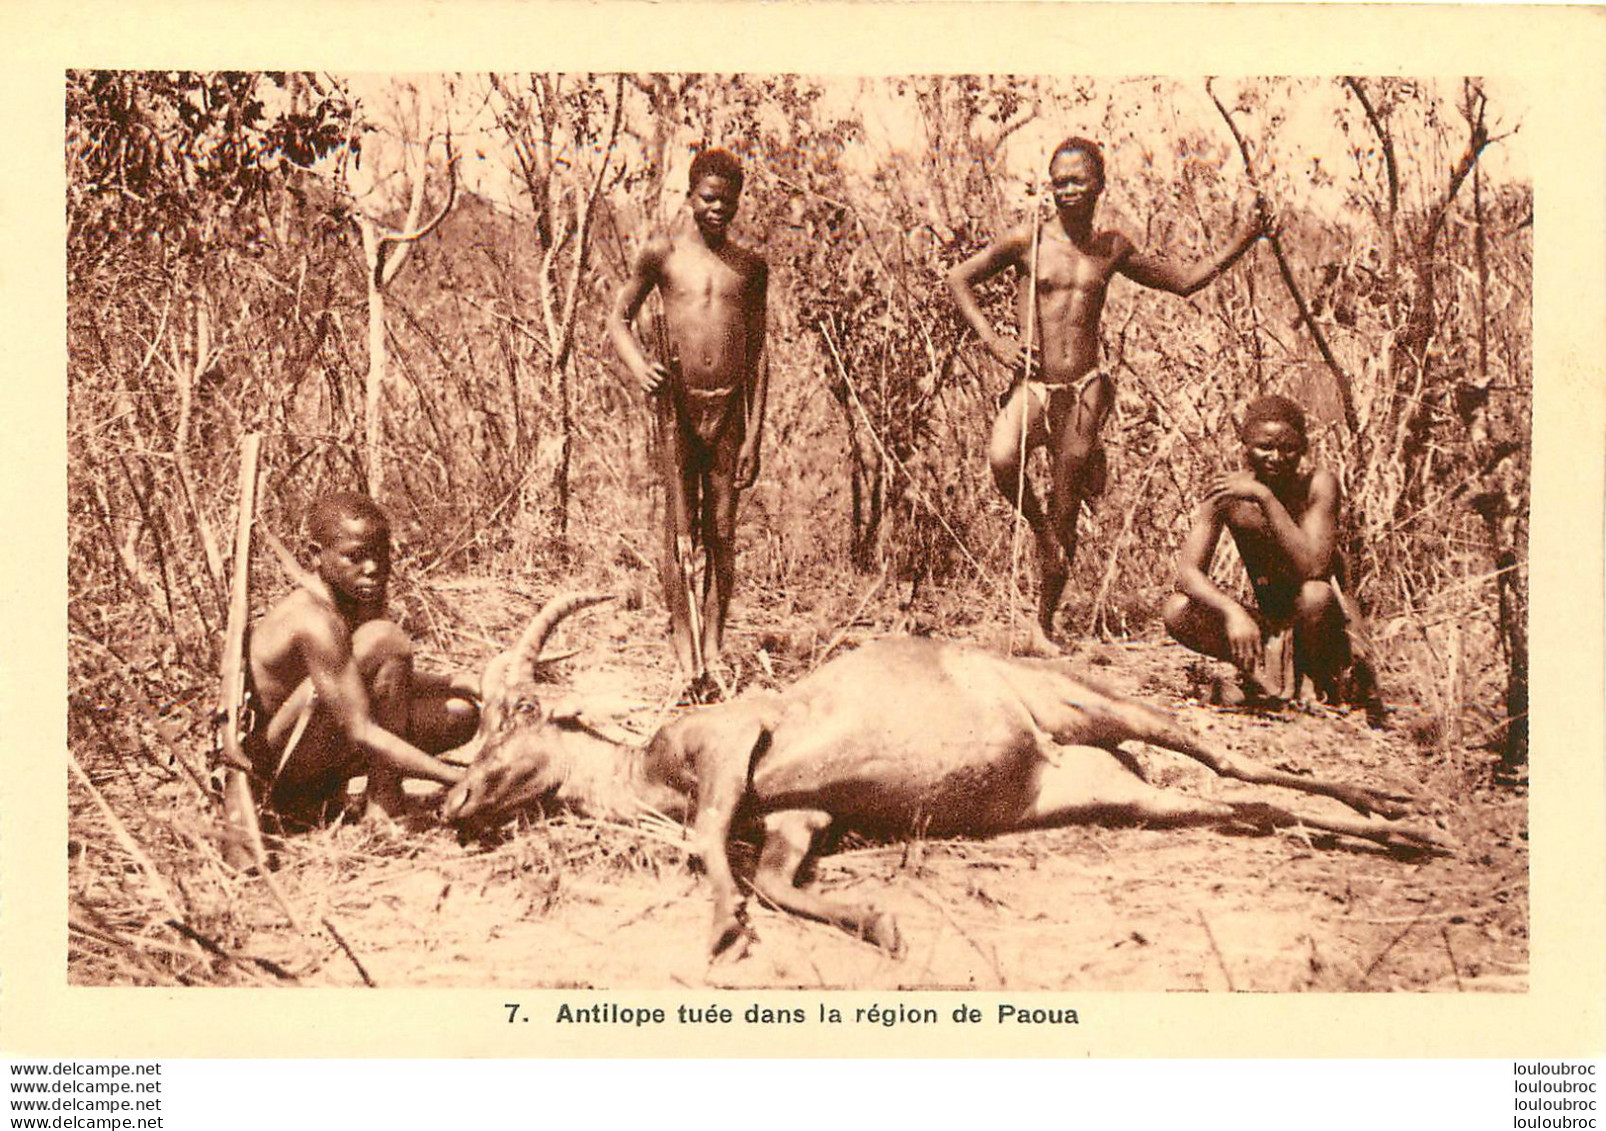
[
  {"xmin": 218, "ymin": 434, "xmax": 264, "ymax": 873},
  {"xmin": 219, "ymin": 434, "xmax": 261, "ymax": 787},
  {"xmin": 646, "ymin": 297, "xmax": 705, "ymax": 679},
  {"xmin": 217, "ymin": 435, "xmax": 305, "ymax": 932},
  {"xmin": 1007, "ymin": 191, "xmax": 1044, "ymax": 654},
  {"xmin": 1205, "ymin": 79, "xmax": 1358, "ymax": 435}
]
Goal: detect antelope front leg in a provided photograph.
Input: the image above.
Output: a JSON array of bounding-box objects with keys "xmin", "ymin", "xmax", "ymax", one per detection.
[
  {"xmin": 692, "ymin": 774, "xmax": 747, "ymax": 959},
  {"xmin": 685, "ymin": 706, "xmax": 770, "ymax": 960},
  {"xmin": 751, "ymin": 810, "xmax": 903, "ymax": 956}
]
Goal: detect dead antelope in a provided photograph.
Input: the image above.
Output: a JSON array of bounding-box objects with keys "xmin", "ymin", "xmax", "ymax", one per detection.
[{"xmin": 442, "ymin": 593, "xmax": 1445, "ymax": 958}]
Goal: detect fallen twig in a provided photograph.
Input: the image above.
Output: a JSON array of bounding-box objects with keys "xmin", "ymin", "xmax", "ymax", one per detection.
[
  {"xmin": 165, "ymin": 919, "xmax": 295, "ymax": 984},
  {"xmin": 1197, "ymin": 907, "xmax": 1238, "ymax": 992},
  {"xmin": 1440, "ymin": 924, "xmax": 1465, "ymax": 992},
  {"xmin": 69, "ymin": 752, "xmax": 190, "ymax": 927},
  {"xmin": 322, "ymin": 916, "xmax": 377, "ymax": 987},
  {"xmin": 1360, "ymin": 906, "xmax": 1429, "ymax": 985},
  {"xmin": 909, "ymin": 883, "xmax": 1008, "ymax": 987},
  {"xmin": 814, "ymin": 565, "xmax": 889, "ymax": 670}
]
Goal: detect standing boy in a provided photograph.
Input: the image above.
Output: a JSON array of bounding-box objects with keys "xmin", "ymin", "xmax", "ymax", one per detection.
[
  {"xmin": 947, "ymin": 137, "xmax": 1263, "ymax": 652},
  {"xmin": 1161, "ymin": 394, "xmax": 1379, "ymax": 714},
  {"xmin": 607, "ymin": 148, "xmax": 769, "ymax": 684},
  {"xmin": 239, "ymin": 492, "xmax": 477, "ymax": 829}
]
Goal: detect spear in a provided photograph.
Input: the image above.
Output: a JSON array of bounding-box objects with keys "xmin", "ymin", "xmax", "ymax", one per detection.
[{"xmin": 1007, "ymin": 172, "xmax": 1045, "ymax": 655}]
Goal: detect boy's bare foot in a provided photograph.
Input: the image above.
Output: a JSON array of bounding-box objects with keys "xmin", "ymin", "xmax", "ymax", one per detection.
[
  {"xmin": 1024, "ymin": 620, "xmax": 1063, "ymax": 657},
  {"xmin": 681, "ymin": 671, "xmax": 723, "ymax": 706},
  {"xmin": 361, "ymin": 796, "xmax": 408, "ymax": 830}
]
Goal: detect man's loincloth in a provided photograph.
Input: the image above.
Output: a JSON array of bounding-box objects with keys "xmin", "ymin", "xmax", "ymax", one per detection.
[
  {"xmin": 1244, "ymin": 575, "xmax": 1377, "ymax": 705},
  {"xmin": 1021, "ymin": 368, "xmax": 1111, "ymax": 417},
  {"xmin": 661, "ymin": 382, "xmax": 743, "ymax": 472},
  {"xmin": 1010, "ymin": 371, "xmax": 1113, "ymax": 498}
]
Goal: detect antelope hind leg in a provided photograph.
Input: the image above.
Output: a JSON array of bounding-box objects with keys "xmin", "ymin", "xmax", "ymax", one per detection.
[
  {"xmin": 1025, "ymin": 745, "xmax": 1248, "ymax": 828},
  {"xmin": 1110, "ymin": 706, "xmax": 1417, "ymax": 818},
  {"xmin": 1025, "ymin": 666, "xmax": 1416, "ymax": 819},
  {"xmin": 1184, "ymin": 743, "xmax": 1417, "ymax": 820},
  {"xmin": 751, "ymin": 810, "xmax": 904, "ymax": 956},
  {"xmin": 1025, "ymin": 748, "xmax": 1449, "ymax": 854},
  {"xmin": 1227, "ymin": 800, "xmax": 1453, "ymax": 855}
]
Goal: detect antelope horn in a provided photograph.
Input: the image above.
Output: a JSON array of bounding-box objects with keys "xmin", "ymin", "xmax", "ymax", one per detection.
[{"xmin": 501, "ymin": 592, "xmax": 615, "ymax": 702}]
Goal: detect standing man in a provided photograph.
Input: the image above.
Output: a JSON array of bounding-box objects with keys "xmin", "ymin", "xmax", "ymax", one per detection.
[
  {"xmin": 948, "ymin": 136, "xmax": 1264, "ymax": 652},
  {"xmin": 607, "ymin": 148, "xmax": 769, "ymax": 687}
]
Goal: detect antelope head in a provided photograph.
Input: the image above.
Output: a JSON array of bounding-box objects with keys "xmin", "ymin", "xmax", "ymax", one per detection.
[{"xmin": 440, "ymin": 592, "xmax": 616, "ymax": 829}]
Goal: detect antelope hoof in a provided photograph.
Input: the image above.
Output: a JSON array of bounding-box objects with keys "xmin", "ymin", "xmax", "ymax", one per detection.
[
  {"xmin": 1332, "ymin": 782, "xmax": 1412, "ymax": 820},
  {"xmin": 1391, "ymin": 821, "xmax": 1456, "ymax": 856},
  {"xmin": 708, "ymin": 910, "xmax": 753, "ymax": 964},
  {"xmin": 864, "ymin": 910, "xmax": 905, "ymax": 958}
]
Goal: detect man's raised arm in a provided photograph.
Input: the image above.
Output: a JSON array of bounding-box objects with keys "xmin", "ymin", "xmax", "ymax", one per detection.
[
  {"xmin": 1118, "ymin": 211, "xmax": 1263, "ymax": 297},
  {"xmin": 1262, "ymin": 470, "xmax": 1340, "ymax": 580}
]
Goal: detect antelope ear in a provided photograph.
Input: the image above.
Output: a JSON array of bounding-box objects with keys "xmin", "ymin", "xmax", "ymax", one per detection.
[
  {"xmin": 543, "ymin": 696, "xmax": 636, "ymax": 745},
  {"xmin": 545, "ymin": 694, "xmax": 585, "ymax": 724},
  {"xmin": 531, "ymin": 647, "xmax": 581, "ymax": 670}
]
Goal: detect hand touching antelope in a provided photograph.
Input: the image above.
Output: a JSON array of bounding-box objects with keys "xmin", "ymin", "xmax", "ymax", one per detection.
[{"xmin": 442, "ymin": 594, "xmax": 1447, "ymax": 959}]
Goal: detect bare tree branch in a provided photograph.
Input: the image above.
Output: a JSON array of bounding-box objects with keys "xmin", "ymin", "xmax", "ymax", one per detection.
[
  {"xmin": 1341, "ymin": 76, "xmax": 1399, "ymax": 271},
  {"xmin": 377, "ymin": 145, "xmax": 460, "ymax": 287},
  {"xmin": 1206, "ymin": 77, "xmax": 1358, "ymax": 435}
]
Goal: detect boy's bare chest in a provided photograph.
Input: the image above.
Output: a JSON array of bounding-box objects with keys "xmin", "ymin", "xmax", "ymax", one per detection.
[{"xmin": 663, "ymin": 246, "xmax": 752, "ymax": 302}]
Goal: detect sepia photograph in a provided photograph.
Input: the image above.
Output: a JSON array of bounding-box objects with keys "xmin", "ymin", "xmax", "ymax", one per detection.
[
  {"xmin": 3, "ymin": 0, "xmax": 1600, "ymax": 1068},
  {"xmin": 64, "ymin": 69, "xmax": 1531, "ymax": 994}
]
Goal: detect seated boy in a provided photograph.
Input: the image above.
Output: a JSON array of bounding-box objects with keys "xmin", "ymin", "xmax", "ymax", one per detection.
[
  {"xmin": 1162, "ymin": 395, "xmax": 1380, "ymax": 715},
  {"xmin": 236, "ymin": 492, "xmax": 477, "ymax": 829}
]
